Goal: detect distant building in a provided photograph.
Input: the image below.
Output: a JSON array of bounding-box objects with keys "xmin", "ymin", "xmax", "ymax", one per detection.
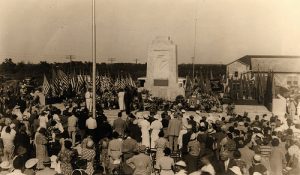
[
  {"xmin": 227, "ymin": 55, "xmax": 300, "ymax": 115},
  {"xmin": 227, "ymin": 55, "xmax": 300, "ymax": 89}
]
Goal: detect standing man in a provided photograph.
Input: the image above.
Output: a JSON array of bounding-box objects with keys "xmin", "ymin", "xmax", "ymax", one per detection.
[
  {"xmin": 113, "ymin": 112, "xmax": 127, "ymax": 137},
  {"xmin": 85, "ymin": 88, "xmax": 92, "ymax": 112},
  {"xmin": 167, "ymin": 113, "xmax": 182, "ymax": 152},
  {"xmin": 67, "ymin": 112, "xmax": 78, "ymax": 147},
  {"xmin": 86, "ymin": 114, "xmax": 97, "ymax": 141},
  {"xmin": 126, "ymin": 145, "xmax": 152, "ymax": 175}
]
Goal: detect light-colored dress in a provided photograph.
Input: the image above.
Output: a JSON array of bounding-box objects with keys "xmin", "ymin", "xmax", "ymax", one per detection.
[
  {"xmin": 82, "ymin": 148, "xmax": 96, "ymax": 175},
  {"xmin": 150, "ymin": 120, "xmax": 163, "ymax": 149},
  {"xmin": 156, "ymin": 156, "xmax": 175, "ymax": 175},
  {"xmin": 108, "ymin": 138, "xmax": 122, "ymax": 172},
  {"xmin": 118, "ymin": 91, "xmax": 125, "ymax": 110},
  {"xmin": 139, "ymin": 119, "xmax": 150, "ymax": 148},
  {"xmin": 155, "ymin": 137, "xmax": 169, "ymax": 160},
  {"xmin": 270, "ymin": 146, "xmax": 286, "ymax": 175},
  {"xmin": 35, "ymin": 133, "xmax": 48, "ymax": 169}
]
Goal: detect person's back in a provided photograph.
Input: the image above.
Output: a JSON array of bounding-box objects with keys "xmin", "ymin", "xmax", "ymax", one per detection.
[
  {"xmin": 127, "ymin": 153, "xmax": 152, "ymax": 175},
  {"xmin": 113, "ymin": 117, "xmax": 126, "ymax": 136},
  {"xmin": 168, "ymin": 118, "xmax": 181, "ymax": 136}
]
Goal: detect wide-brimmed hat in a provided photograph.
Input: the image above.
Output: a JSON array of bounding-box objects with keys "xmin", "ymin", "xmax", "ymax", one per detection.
[
  {"xmin": 253, "ymin": 154, "xmax": 262, "ymax": 163},
  {"xmin": 175, "ymin": 160, "xmax": 186, "ymax": 167},
  {"xmin": 0, "ymin": 161, "xmax": 11, "ymax": 169},
  {"xmin": 25, "ymin": 158, "xmax": 39, "ymax": 169},
  {"xmin": 229, "ymin": 166, "xmax": 242, "ymax": 175},
  {"xmin": 43, "ymin": 157, "xmax": 51, "ymax": 165}
]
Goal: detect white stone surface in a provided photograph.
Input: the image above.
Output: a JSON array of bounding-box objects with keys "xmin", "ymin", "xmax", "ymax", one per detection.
[{"xmin": 145, "ymin": 36, "xmax": 184, "ymax": 100}]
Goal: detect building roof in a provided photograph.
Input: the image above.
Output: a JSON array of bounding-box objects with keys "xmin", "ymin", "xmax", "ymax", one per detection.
[{"xmin": 228, "ymin": 55, "xmax": 300, "ymax": 73}]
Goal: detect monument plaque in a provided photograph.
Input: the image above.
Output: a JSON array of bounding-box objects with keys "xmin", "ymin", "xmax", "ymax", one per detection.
[{"xmin": 145, "ymin": 36, "xmax": 184, "ymax": 100}]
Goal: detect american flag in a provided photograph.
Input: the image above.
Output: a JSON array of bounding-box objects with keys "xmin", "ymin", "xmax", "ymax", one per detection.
[
  {"xmin": 51, "ymin": 69, "xmax": 60, "ymax": 96},
  {"xmin": 42, "ymin": 74, "xmax": 50, "ymax": 95},
  {"xmin": 57, "ymin": 70, "xmax": 69, "ymax": 91}
]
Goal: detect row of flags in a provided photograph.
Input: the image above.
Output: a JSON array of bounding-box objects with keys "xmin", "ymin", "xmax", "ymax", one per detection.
[{"xmin": 42, "ymin": 69, "xmax": 136, "ymax": 96}]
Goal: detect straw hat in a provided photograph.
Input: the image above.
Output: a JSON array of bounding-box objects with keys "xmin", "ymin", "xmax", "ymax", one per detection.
[
  {"xmin": 175, "ymin": 160, "xmax": 186, "ymax": 167},
  {"xmin": 25, "ymin": 158, "xmax": 39, "ymax": 169},
  {"xmin": 0, "ymin": 161, "xmax": 11, "ymax": 169},
  {"xmin": 229, "ymin": 166, "xmax": 242, "ymax": 175}
]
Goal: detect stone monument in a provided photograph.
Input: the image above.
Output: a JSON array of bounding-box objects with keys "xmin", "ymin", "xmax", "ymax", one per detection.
[{"xmin": 145, "ymin": 36, "xmax": 184, "ymax": 100}]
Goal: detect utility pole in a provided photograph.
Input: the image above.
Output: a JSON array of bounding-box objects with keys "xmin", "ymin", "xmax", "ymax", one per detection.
[
  {"xmin": 92, "ymin": 0, "xmax": 96, "ymax": 119},
  {"xmin": 135, "ymin": 59, "xmax": 139, "ymax": 64},
  {"xmin": 192, "ymin": 57, "xmax": 195, "ymax": 79},
  {"xmin": 108, "ymin": 58, "xmax": 116, "ymax": 64},
  {"xmin": 66, "ymin": 55, "xmax": 75, "ymax": 73}
]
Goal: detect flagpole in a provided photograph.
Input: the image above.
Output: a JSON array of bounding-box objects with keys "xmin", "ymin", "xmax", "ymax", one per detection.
[{"xmin": 92, "ymin": 0, "xmax": 96, "ymax": 118}]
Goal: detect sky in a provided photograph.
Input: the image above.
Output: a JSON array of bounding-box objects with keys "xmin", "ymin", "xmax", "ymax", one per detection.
[{"xmin": 0, "ymin": 0, "xmax": 300, "ymax": 64}]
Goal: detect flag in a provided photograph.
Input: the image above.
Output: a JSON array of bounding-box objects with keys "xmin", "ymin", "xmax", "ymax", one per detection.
[
  {"xmin": 42, "ymin": 74, "xmax": 50, "ymax": 95},
  {"xmin": 57, "ymin": 69, "xmax": 69, "ymax": 91},
  {"xmin": 51, "ymin": 69, "xmax": 60, "ymax": 96}
]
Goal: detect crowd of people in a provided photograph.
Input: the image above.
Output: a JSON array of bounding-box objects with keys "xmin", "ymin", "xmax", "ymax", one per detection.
[{"xmin": 0, "ymin": 84, "xmax": 299, "ymax": 175}]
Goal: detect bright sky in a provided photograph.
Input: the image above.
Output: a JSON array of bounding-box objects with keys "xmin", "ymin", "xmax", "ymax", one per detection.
[{"xmin": 0, "ymin": 0, "xmax": 300, "ymax": 64}]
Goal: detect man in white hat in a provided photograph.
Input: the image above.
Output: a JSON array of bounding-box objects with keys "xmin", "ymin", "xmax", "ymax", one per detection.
[
  {"xmin": 249, "ymin": 154, "xmax": 268, "ymax": 175},
  {"xmin": 175, "ymin": 160, "xmax": 187, "ymax": 175}
]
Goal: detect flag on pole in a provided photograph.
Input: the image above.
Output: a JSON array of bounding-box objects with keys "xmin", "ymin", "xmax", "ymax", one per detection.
[{"xmin": 42, "ymin": 74, "xmax": 50, "ymax": 95}]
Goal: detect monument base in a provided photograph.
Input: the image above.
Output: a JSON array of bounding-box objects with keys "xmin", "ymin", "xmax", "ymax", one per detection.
[{"xmin": 145, "ymin": 82, "xmax": 185, "ymax": 101}]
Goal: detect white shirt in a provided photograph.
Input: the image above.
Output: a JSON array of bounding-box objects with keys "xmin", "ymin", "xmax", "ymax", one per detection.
[
  {"xmin": 85, "ymin": 91, "xmax": 92, "ymax": 99},
  {"xmin": 39, "ymin": 115, "xmax": 48, "ymax": 128},
  {"xmin": 201, "ymin": 164, "xmax": 216, "ymax": 175},
  {"xmin": 1, "ymin": 126, "xmax": 16, "ymax": 146},
  {"xmin": 224, "ymin": 159, "xmax": 230, "ymax": 171},
  {"xmin": 86, "ymin": 117, "xmax": 97, "ymax": 129}
]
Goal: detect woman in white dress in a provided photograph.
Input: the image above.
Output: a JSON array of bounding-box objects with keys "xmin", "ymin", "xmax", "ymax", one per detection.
[
  {"xmin": 139, "ymin": 118, "xmax": 150, "ymax": 148},
  {"xmin": 118, "ymin": 90, "xmax": 125, "ymax": 111},
  {"xmin": 150, "ymin": 117, "xmax": 163, "ymax": 149}
]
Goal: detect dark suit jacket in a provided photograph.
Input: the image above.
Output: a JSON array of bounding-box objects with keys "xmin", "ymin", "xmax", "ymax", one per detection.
[
  {"xmin": 113, "ymin": 117, "xmax": 126, "ymax": 135},
  {"xmin": 214, "ymin": 158, "xmax": 237, "ymax": 175}
]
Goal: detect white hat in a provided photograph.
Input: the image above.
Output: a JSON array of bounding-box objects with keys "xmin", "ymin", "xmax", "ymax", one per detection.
[
  {"xmin": 253, "ymin": 154, "xmax": 262, "ymax": 162},
  {"xmin": 181, "ymin": 109, "xmax": 186, "ymax": 113},
  {"xmin": 25, "ymin": 158, "xmax": 39, "ymax": 169},
  {"xmin": 253, "ymin": 172, "xmax": 262, "ymax": 175},
  {"xmin": 186, "ymin": 125, "xmax": 192, "ymax": 129},
  {"xmin": 229, "ymin": 166, "xmax": 242, "ymax": 175},
  {"xmin": 0, "ymin": 161, "xmax": 11, "ymax": 169},
  {"xmin": 175, "ymin": 160, "xmax": 186, "ymax": 167},
  {"xmin": 190, "ymin": 133, "xmax": 197, "ymax": 140},
  {"xmin": 10, "ymin": 123, "xmax": 15, "ymax": 128}
]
